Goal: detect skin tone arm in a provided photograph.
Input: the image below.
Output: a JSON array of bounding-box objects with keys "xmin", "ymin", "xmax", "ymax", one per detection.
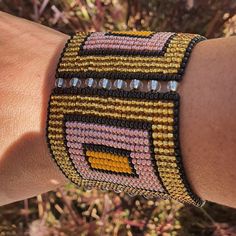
[{"xmin": 0, "ymin": 11, "xmax": 236, "ymax": 207}]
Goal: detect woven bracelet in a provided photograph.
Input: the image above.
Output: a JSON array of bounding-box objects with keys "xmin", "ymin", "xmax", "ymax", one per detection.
[{"xmin": 46, "ymin": 31, "xmax": 206, "ymax": 207}]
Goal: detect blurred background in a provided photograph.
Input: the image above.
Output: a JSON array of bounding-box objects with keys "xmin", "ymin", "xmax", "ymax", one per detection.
[{"xmin": 1, "ymin": 0, "xmax": 236, "ymax": 235}]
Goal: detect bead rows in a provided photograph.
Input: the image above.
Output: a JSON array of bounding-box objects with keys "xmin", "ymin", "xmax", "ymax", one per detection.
[
  {"xmin": 65, "ymin": 117, "xmax": 159, "ymax": 189},
  {"xmin": 80, "ymin": 32, "xmax": 175, "ymax": 56},
  {"xmin": 46, "ymin": 87, "xmax": 205, "ymax": 206},
  {"xmin": 86, "ymin": 150, "xmax": 133, "ymax": 175},
  {"xmin": 83, "ymin": 143, "xmax": 136, "ymax": 176},
  {"xmin": 64, "ymin": 114, "xmax": 164, "ymax": 194},
  {"xmin": 55, "ymin": 77, "xmax": 179, "ymax": 92},
  {"xmin": 56, "ymin": 31, "xmax": 206, "ymax": 81},
  {"xmin": 47, "ymin": 90, "xmax": 168, "ymax": 198},
  {"xmin": 46, "ymin": 31, "xmax": 206, "ymax": 207}
]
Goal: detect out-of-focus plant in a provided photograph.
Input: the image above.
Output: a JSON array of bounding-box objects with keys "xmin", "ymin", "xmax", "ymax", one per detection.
[
  {"xmin": 1, "ymin": 184, "xmax": 236, "ymax": 235},
  {"xmin": 1, "ymin": 0, "xmax": 236, "ymax": 37}
]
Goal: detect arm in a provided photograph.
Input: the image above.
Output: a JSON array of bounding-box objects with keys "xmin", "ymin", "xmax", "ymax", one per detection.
[
  {"xmin": 0, "ymin": 11, "xmax": 235, "ymax": 207},
  {"xmin": 0, "ymin": 11, "xmax": 69, "ymax": 205},
  {"xmin": 180, "ymin": 36, "xmax": 236, "ymax": 207}
]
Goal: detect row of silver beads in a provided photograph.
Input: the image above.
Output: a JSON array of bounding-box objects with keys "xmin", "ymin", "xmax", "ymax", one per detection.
[{"xmin": 55, "ymin": 77, "xmax": 179, "ymax": 92}]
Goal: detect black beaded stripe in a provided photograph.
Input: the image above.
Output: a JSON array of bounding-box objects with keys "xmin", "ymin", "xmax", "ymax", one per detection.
[
  {"xmin": 82, "ymin": 144, "xmax": 138, "ymax": 177},
  {"xmin": 84, "ymin": 144, "xmax": 131, "ymax": 159},
  {"xmin": 64, "ymin": 113, "xmax": 152, "ymax": 130},
  {"xmin": 172, "ymin": 97, "xmax": 205, "ymax": 207},
  {"xmin": 173, "ymin": 97, "xmax": 204, "ymax": 206},
  {"xmin": 52, "ymin": 87, "xmax": 180, "ymax": 101},
  {"xmin": 105, "ymin": 31, "xmax": 156, "ymax": 38},
  {"xmin": 176, "ymin": 35, "xmax": 206, "ymax": 77},
  {"xmin": 78, "ymin": 33, "xmax": 176, "ymax": 57}
]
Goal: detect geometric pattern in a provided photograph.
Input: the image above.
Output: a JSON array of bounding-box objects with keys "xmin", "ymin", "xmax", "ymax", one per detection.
[
  {"xmin": 47, "ymin": 31, "xmax": 207, "ymax": 207},
  {"xmin": 46, "ymin": 87, "xmax": 204, "ymax": 206},
  {"xmin": 57, "ymin": 31, "xmax": 206, "ymax": 81},
  {"xmin": 84, "ymin": 144, "xmax": 134, "ymax": 175},
  {"xmin": 65, "ymin": 117, "xmax": 164, "ymax": 192},
  {"xmin": 81, "ymin": 32, "xmax": 175, "ymax": 56}
]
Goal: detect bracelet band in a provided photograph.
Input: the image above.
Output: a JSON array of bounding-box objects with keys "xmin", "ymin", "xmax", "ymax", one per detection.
[{"xmin": 46, "ymin": 31, "xmax": 206, "ymax": 207}]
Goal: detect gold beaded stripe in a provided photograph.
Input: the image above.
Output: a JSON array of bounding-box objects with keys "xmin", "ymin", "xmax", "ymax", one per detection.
[
  {"xmin": 47, "ymin": 92, "xmax": 197, "ymax": 205},
  {"xmin": 86, "ymin": 151, "xmax": 132, "ymax": 174},
  {"xmin": 57, "ymin": 33, "xmax": 199, "ymax": 75}
]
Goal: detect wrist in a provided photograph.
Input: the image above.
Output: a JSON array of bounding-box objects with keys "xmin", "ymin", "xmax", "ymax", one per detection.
[
  {"xmin": 180, "ymin": 37, "xmax": 236, "ymax": 207},
  {"xmin": 0, "ymin": 12, "xmax": 70, "ymax": 204}
]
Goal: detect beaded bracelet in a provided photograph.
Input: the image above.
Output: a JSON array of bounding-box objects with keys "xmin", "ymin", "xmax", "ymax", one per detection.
[{"xmin": 46, "ymin": 31, "xmax": 206, "ymax": 207}]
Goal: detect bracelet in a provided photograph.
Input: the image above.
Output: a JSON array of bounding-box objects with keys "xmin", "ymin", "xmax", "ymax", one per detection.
[{"xmin": 46, "ymin": 31, "xmax": 206, "ymax": 207}]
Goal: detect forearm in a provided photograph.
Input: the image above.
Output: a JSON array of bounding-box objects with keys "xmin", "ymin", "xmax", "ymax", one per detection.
[
  {"xmin": 0, "ymin": 12, "xmax": 68, "ymax": 205},
  {"xmin": 0, "ymin": 12, "xmax": 235, "ymax": 207}
]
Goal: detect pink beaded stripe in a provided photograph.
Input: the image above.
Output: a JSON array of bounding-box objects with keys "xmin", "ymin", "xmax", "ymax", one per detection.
[
  {"xmin": 65, "ymin": 121, "xmax": 164, "ymax": 192},
  {"xmin": 82, "ymin": 32, "xmax": 175, "ymax": 53}
]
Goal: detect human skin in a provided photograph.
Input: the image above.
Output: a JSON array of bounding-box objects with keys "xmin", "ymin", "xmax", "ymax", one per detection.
[{"xmin": 0, "ymin": 11, "xmax": 236, "ymax": 207}]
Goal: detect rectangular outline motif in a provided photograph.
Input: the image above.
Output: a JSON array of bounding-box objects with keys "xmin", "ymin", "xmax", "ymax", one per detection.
[
  {"xmin": 56, "ymin": 33, "xmax": 206, "ymax": 81},
  {"xmin": 64, "ymin": 114, "xmax": 164, "ymax": 192},
  {"xmin": 46, "ymin": 87, "xmax": 203, "ymax": 206}
]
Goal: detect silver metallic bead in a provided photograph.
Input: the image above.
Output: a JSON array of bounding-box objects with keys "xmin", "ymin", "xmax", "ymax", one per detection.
[
  {"xmin": 69, "ymin": 77, "xmax": 81, "ymax": 87},
  {"xmin": 55, "ymin": 78, "xmax": 65, "ymax": 88},
  {"xmin": 130, "ymin": 79, "xmax": 143, "ymax": 90},
  {"xmin": 85, "ymin": 77, "xmax": 97, "ymax": 88},
  {"xmin": 167, "ymin": 80, "xmax": 179, "ymax": 92},
  {"xmin": 99, "ymin": 78, "xmax": 112, "ymax": 89},
  {"xmin": 114, "ymin": 79, "xmax": 127, "ymax": 89},
  {"xmin": 147, "ymin": 80, "xmax": 161, "ymax": 91}
]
